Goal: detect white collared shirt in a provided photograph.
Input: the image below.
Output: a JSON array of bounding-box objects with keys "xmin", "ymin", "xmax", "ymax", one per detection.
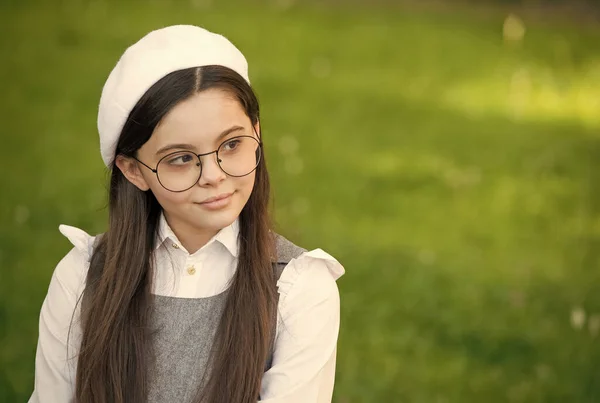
[{"xmin": 29, "ymin": 215, "xmax": 344, "ymax": 403}]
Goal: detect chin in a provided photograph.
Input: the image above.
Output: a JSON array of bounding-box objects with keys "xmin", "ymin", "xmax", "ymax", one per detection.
[{"xmin": 191, "ymin": 205, "xmax": 240, "ymax": 231}]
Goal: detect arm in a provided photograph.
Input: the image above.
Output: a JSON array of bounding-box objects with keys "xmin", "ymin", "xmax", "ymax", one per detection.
[
  {"xmin": 260, "ymin": 250, "xmax": 344, "ymax": 403},
  {"xmin": 29, "ymin": 246, "xmax": 88, "ymax": 403}
]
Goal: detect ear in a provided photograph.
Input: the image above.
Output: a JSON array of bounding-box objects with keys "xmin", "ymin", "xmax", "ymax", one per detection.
[
  {"xmin": 115, "ymin": 155, "xmax": 151, "ymax": 191},
  {"xmin": 254, "ymin": 121, "xmax": 261, "ymax": 138}
]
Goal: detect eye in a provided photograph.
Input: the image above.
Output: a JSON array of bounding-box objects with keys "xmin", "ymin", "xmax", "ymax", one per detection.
[
  {"xmin": 221, "ymin": 138, "xmax": 242, "ymax": 152},
  {"xmin": 166, "ymin": 152, "xmax": 196, "ymax": 166}
]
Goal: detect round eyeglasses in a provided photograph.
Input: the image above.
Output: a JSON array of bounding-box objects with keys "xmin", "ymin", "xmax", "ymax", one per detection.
[{"xmin": 133, "ymin": 135, "xmax": 262, "ymax": 192}]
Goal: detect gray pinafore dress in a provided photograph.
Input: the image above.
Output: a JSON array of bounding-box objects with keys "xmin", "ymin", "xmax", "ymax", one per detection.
[{"xmin": 147, "ymin": 234, "xmax": 306, "ymax": 403}]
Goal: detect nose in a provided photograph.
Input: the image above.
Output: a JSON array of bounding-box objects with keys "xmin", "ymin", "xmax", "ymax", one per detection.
[{"xmin": 197, "ymin": 151, "xmax": 226, "ymax": 186}]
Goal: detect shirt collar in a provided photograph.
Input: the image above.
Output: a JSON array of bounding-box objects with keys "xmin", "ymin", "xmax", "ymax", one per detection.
[{"xmin": 155, "ymin": 212, "xmax": 239, "ymax": 257}]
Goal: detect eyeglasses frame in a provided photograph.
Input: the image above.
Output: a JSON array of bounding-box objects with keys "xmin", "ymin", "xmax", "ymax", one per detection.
[{"xmin": 132, "ymin": 134, "xmax": 263, "ymax": 193}]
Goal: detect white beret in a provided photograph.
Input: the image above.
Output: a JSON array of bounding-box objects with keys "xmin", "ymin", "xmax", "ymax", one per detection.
[{"xmin": 97, "ymin": 25, "xmax": 250, "ymax": 167}]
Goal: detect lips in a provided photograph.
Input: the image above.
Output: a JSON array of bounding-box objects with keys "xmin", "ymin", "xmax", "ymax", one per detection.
[{"xmin": 198, "ymin": 192, "xmax": 233, "ymax": 204}]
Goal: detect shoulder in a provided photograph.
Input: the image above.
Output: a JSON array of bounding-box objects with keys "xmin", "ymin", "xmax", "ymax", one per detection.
[
  {"xmin": 51, "ymin": 225, "xmax": 98, "ymax": 297},
  {"xmin": 37, "ymin": 226, "xmax": 97, "ymax": 352},
  {"xmin": 274, "ymin": 233, "xmax": 307, "ymax": 264},
  {"xmin": 275, "ymin": 235, "xmax": 345, "ymax": 313},
  {"xmin": 58, "ymin": 224, "xmax": 98, "ymax": 261}
]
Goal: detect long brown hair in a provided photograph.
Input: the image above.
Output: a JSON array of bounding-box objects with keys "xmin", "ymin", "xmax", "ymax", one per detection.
[{"xmin": 74, "ymin": 66, "xmax": 277, "ymax": 403}]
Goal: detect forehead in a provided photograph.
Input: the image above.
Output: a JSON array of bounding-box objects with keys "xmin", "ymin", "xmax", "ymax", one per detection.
[{"xmin": 148, "ymin": 88, "xmax": 250, "ymax": 148}]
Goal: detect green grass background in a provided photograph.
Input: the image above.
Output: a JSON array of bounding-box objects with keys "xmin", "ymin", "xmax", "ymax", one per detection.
[{"xmin": 1, "ymin": 0, "xmax": 600, "ymax": 402}]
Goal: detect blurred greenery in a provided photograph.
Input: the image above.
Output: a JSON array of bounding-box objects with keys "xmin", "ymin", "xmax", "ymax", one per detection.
[{"xmin": 1, "ymin": 0, "xmax": 600, "ymax": 402}]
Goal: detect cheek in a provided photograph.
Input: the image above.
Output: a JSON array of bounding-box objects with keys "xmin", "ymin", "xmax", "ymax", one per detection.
[
  {"xmin": 147, "ymin": 180, "xmax": 190, "ymax": 207},
  {"xmin": 238, "ymin": 172, "xmax": 256, "ymax": 197}
]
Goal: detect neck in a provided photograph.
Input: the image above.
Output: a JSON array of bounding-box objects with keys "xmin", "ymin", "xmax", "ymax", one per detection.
[{"xmin": 163, "ymin": 213, "xmax": 219, "ymax": 254}]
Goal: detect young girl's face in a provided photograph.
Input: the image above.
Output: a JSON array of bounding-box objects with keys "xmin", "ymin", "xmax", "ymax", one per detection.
[{"xmin": 131, "ymin": 88, "xmax": 259, "ymax": 235}]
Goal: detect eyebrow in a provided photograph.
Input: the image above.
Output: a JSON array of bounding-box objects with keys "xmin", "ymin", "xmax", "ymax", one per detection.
[{"xmin": 155, "ymin": 125, "xmax": 246, "ymax": 156}]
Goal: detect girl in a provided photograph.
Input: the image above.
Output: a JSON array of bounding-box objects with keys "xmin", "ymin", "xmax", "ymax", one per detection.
[{"xmin": 29, "ymin": 25, "xmax": 344, "ymax": 403}]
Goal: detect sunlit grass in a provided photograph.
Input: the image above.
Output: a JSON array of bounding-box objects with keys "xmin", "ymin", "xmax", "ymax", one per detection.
[{"xmin": 438, "ymin": 61, "xmax": 600, "ymax": 127}]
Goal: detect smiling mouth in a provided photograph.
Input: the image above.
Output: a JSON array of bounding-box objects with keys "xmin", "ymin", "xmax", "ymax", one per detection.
[{"xmin": 197, "ymin": 192, "xmax": 234, "ymax": 205}]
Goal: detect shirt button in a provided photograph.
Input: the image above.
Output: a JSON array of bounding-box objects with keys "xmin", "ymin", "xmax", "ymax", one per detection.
[
  {"xmin": 187, "ymin": 266, "xmax": 196, "ymax": 275},
  {"xmin": 172, "ymin": 243, "xmax": 179, "ymax": 249}
]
